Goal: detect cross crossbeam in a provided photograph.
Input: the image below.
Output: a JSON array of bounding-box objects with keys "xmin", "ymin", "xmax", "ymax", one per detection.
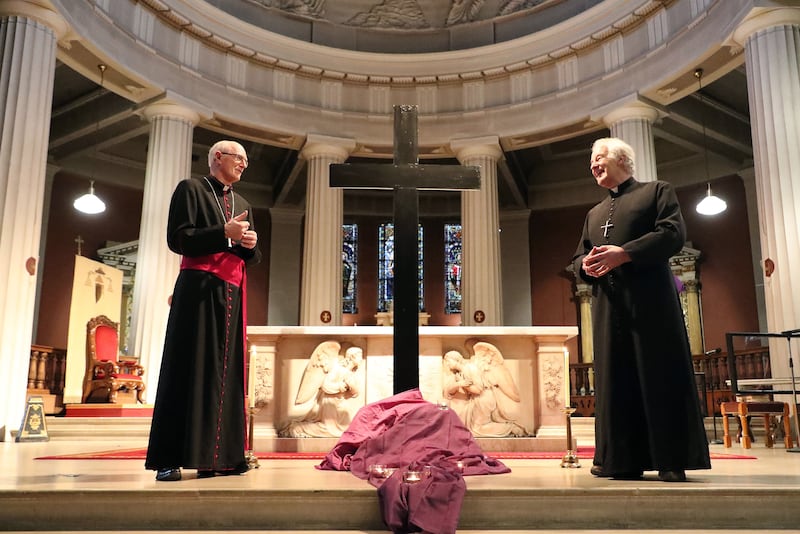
[{"xmin": 330, "ymin": 105, "xmax": 481, "ymax": 393}]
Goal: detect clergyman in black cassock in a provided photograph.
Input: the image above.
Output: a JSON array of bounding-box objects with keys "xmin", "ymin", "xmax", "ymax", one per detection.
[
  {"xmin": 146, "ymin": 140, "xmax": 261, "ymax": 481},
  {"xmin": 572, "ymin": 137, "xmax": 710, "ymax": 482}
]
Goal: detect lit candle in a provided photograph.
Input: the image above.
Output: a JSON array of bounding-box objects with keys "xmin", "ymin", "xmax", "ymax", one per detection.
[
  {"xmin": 403, "ymin": 470, "xmax": 421, "ymax": 483},
  {"xmin": 248, "ymin": 345, "xmax": 257, "ymax": 409},
  {"xmin": 563, "ymin": 347, "xmax": 570, "ymax": 409}
]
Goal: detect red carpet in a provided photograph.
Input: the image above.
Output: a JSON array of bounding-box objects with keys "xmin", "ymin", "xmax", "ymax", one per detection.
[{"xmin": 35, "ymin": 446, "xmax": 756, "ymax": 461}]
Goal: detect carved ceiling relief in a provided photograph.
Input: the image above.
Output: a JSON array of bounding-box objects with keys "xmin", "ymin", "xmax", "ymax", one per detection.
[{"xmin": 254, "ymin": 0, "xmax": 551, "ymax": 28}]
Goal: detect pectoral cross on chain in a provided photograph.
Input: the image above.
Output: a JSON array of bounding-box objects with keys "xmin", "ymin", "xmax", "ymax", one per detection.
[{"xmin": 601, "ymin": 219, "xmax": 614, "ymax": 239}]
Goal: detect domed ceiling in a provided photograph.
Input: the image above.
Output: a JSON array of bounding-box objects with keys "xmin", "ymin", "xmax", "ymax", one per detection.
[
  {"xmin": 46, "ymin": 0, "xmax": 754, "ymax": 212},
  {"xmin": 207, "ymin": 0, "xmax": 597, "ymax": 52}
]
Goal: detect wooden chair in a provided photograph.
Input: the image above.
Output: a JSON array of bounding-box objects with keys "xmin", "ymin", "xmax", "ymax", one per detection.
[
  {"xmin": 722, "ymin": 331, "xmax": 797, "ymax": 449},
  {"xmin": 82, "ymin": 315, "xmax": 146, "ymax": 403}
]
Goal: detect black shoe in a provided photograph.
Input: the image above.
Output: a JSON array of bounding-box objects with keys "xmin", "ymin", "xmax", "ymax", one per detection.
[
  {"xmin": 590, "ymin": 465, "xmax": 609, "ymax": 477},
  {"xmin": 215, "ymin": 463, "xmax": 249, "ymax": 476},
  {"xmin": 197, "ymin": 469, "xmax": 216, "ymax": 478},
  {"xmin": 590, "ymin": 465, "xmax": 641, "ymax": 479},
  {"xmin": 155, "ymin": 468, "xmax": 181, "ymax": 481},
  {"xmin": 658, "ymin": 470, "xmax": 686, "ymax": 482}
]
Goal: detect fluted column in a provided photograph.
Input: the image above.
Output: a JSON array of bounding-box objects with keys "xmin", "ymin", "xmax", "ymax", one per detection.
[
  {"xmin": 452, "ymin": 137, "xmax": 503, "ymax": 326},
  {"xmin": 130, "ymin": 100, "xmax": 201, "ymax": 400},
  {"xmin": 601, "ymin": 101, "xmax": 661, "ymax": 182},
  {"xmin": 299, "ymin": 135, "xmax": 355, "ymax": 325},
  {"xmin": 0, "ymin": 3, "xmax": 67, "ymax": 441},
  {"xmin": 733, "ymin": 9, "xmax": 800, "ymax": 361},
  {"xmin": 268, "ymin": 208, "xmax": 303, "ymax": 325}
]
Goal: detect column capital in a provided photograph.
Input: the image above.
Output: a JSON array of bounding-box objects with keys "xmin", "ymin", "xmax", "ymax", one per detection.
[
  {"xmin": 0, "ymin": 0, "xmax": 69, "ymax": 39},
  {"xmin": 450, "ymin": 136, "xmax": 502, "ymax": 163},
  {"xmin": 575, "ymin": 283, "xmax": 592, "ymax": 301},
  {"xmin": 591, "ymin": 95, "xmax": 664, "ymax": 127},
  {"xmin": 733, "ymin": 7, "xmax": 800, "ymax": 46},
  {"xmin": 138, "ymin": 93, "xmax": 206, "ymax": 125},
  {"xmin": 300, "ymin": 134, "xmax": 355, "ymax": 162}
]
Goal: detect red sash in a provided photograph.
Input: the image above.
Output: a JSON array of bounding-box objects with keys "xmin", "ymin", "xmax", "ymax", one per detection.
[{"xmin": 181, "ymin": 252, "xmax": 244, "ymax": 287}]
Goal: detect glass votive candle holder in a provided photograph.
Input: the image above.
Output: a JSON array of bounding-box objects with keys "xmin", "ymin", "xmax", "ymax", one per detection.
[
  {"xmin": 369, "ymin": 464, "xmax": 392, "ymax": 478},
  {"xmin": 403, "ymin": 470, "xmax": 422, "ymax": 483}
]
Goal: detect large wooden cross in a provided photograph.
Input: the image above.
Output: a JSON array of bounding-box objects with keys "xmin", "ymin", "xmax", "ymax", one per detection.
[{"xmin": 330, "ymin": 105, "xmax": 481, "ymax": 393}]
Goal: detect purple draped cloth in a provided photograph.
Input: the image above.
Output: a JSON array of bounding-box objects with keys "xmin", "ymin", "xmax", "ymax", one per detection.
[{"xmin": 319, "ymin": 389, "xmax": 510, "ymax": 534}]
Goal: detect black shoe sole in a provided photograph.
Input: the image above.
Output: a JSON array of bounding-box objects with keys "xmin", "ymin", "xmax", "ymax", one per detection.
[
  {"xmin": 155, "ymin": 468, "xmax": 181, "ymax": 481},
  {"xmin": 658, "ymin": 470, "xmax": 687, "ymax": 482}
]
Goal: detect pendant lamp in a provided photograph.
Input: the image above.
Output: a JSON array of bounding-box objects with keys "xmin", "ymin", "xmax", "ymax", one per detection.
[
  {"xmin": 74, "ymin": 64, "xmax": 107, "ymax": 215},
  {"xmin": 693, "ymin": 68, "xmax": 727, "ymax": 216},
  {"xmin": 73, "ymin": 180, "xmax": 106, "ymax": 214}
]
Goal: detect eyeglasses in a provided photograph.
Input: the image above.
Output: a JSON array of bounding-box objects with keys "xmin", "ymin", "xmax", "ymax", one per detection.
[{"xmin": 219, "ymin": 152, "xmax": 249, "ymax": 167}]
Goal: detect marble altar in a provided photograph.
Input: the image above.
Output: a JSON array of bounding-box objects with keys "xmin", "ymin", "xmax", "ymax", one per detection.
[{"xmin": 247, "ymin": 325, "xmax": 578, "ymax": 451}]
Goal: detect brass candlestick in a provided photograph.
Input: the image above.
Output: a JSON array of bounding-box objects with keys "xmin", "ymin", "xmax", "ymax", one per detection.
[
  {"xmin": 561, "ymin": 407, "xmax": 581, "ymax": 468},
  {"xmin": 245, "ymin": 404, "xmax": 260, "ymax": 470}
]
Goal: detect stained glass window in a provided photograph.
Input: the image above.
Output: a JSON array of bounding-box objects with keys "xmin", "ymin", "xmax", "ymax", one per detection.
[
  {"xmin": 444, "ymin": 224, "xmax": 463, "ymax": 314},
  {"xmin": 378, "ymin": 223, "xmax": 424, "ymax": 312},
  {"xmin": 342, "ymin": 224, "xmax": 357, "ymax": 314}
]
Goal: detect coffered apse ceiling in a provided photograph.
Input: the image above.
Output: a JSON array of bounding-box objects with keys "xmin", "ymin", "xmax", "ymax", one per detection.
[{"xmin": 46, "ymin": 0, "xmax": 757, "ymax": 214}]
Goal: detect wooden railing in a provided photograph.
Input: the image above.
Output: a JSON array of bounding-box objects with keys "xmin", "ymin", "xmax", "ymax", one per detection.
[
  {"xmin": 26, "ymin": 344, "xmax": 67, "ymax": 414},
  {"xmin": 568, "ymin": 346, "xmax": 772, "ymax": 417}
]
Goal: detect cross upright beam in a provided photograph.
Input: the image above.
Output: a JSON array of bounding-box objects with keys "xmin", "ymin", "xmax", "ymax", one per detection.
[{"xmin": 330, "ymin": 105, "xmax": 481, "ymax": 393}]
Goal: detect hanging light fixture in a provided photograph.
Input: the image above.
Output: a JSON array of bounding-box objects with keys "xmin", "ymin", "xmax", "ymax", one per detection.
[
  {"xmin": 74, "ymin": 64, "xmax": 107, "ymax": 215},
  {"xmin": 693, "ymin": 68, "xmax": 727, "ymax": 216},
  {"xmin": 73, "ymin": 180, "xmax": 106, "ymax": 214},
  {"xmin": 697, "ymin": 182, "xmax": 727, "ymax": 216}
]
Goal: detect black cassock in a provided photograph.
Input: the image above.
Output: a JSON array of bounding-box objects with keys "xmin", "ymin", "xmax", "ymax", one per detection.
[
  {"xmin": 572, "ymin": 178, "xmax": 710, "ymax": 474},
  {"xmin": 146, "ymin": 176, "xmax": 261, "ymax": 472}
]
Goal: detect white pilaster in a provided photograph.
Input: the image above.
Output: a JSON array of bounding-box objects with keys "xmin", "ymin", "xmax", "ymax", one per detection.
[
  {"xmin": 32, "ymin": 164, "xmax": 60, "ymax": 341},
  {"xmin": 500, "ymin": 209, "xmax": 532, "ymax": 325},
  {"xmin": 603, "ymin": 102, "xmax": 661, "ymax": 183},
  {"xmin": 299, "ymin": 135, "xmax": 354, "ymax": 326},
  {"xmin": 268, "ymin": 207, "xmax": 304, "ymax": 325},
  {"xmin": 733, "ymin": 9, "xmax": 800, "ymax": 364},
  {"xmin": 0, "ymin": 3, "xmax": 67, "ymax": 441},
  {"xmin": 739, "ymin": 167, "xmax": 768, "ymax": 332},
  {"xmin": 452, "ymin": 137, "xmax": 503, "ymax": 326},
  {"xmin": 131, "ymin": 100, "xmax": 200, "ymax": 399}
]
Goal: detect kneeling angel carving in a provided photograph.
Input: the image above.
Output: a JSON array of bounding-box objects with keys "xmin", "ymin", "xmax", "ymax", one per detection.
[
  {"xmin": 442, "ymin": 341, "xmax": 531, "ymax": 437},
  {"xmin": 279, "ymin": 341, "xmax": 364, "ymax": 438}
]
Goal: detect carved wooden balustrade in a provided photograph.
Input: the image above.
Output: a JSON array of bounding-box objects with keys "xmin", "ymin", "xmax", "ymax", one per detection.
[
  {"xmin": 26, "ymin": 344, "xmax": 67, "ymax": 414},
  {"xmin": 568, "ymin": 346, "xmax": 772, "ymax": 417}
]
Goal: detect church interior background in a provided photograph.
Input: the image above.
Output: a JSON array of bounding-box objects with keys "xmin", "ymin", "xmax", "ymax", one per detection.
[{"xmin": 2, "ymin": 0, "xmax": 799, "ymax": 442}]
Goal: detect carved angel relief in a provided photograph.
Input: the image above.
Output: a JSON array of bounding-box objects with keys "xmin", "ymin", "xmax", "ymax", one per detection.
[
  {"xmin": 278, "ymin": 341, "xmax": 364, "ymax": 438},
  {"xmin": 441, "ymin": 341, "xmax": 531, "ymax": 437}
]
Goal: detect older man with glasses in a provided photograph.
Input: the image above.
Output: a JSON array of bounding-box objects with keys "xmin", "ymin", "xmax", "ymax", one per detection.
[{"xmin": 146, "ymin": 140, "xmax": 261, "ymax": 481}]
